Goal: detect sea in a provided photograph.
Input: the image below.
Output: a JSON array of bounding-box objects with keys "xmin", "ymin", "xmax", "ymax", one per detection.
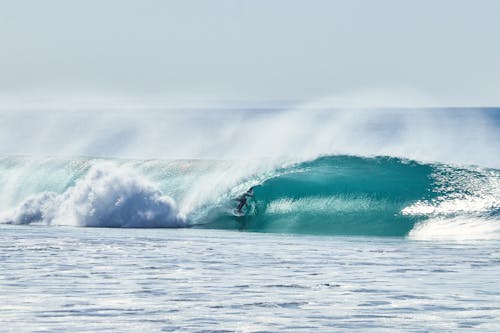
[{"xmin": 0, "ymin": 107, "xmax": 499, "ymax": 332}]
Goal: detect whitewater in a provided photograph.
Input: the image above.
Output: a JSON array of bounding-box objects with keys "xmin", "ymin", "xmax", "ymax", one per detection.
[{"xmin": 1, "ymin": 106, "xmax": 499, "ymax": 331}]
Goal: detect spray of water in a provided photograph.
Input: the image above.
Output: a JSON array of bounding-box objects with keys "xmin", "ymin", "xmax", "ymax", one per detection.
[
  {"xmin": 0, "ymin": 92, "xmax": 498, "ymax": 167},
  {"xmin": 0, "ymin": 163, "xmax": 186, "ymax": 228},
  {"xmin": 0, "ymin": 92, "xmax": 498, "ymax": 237}
]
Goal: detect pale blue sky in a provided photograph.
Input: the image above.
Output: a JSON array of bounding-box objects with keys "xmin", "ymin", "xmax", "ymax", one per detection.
[{"xmin": 1, "ymin": 0, "xmax": 499, "ymax": 105}]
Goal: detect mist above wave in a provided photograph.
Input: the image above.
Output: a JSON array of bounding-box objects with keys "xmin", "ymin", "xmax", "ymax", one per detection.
[{"xmin": 0, "ymin": 101, "xmax": 498, "ymax": 168}]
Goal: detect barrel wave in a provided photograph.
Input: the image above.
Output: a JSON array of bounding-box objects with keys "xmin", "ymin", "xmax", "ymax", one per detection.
[
  {"xmin": 0, "ymin": 155, "xmax": 498, "ymax": 239},
  {"xmin": 199, "ymin": 156, "xmax": 435, "ymax": 236}
]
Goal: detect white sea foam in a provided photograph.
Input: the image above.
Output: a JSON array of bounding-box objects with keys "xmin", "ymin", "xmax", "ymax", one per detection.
[
  {"xmin": 408, "ymin": 216, "xmax": 500, "ymax": 241},
  {"xmin": 0, "ymin": 163, "xmax": 186, "ymax": 228}
]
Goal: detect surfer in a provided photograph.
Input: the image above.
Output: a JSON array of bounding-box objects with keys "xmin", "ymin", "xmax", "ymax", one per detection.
[{"xmin": 236, "ymin": 187, "xmax": 254, "ymax": 214}]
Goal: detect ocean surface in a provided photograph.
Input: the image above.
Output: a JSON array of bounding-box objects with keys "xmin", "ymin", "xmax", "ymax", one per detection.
[
  {"xmin": 0, "ymin": 107, "xmax": 499, "ymax": 331},
  {"xmin": 2, "ymin": 225, "xmax": 500, "ymax": 332}
]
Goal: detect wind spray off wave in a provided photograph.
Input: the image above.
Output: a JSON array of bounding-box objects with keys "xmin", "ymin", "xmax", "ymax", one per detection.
[{"xmin": 1, "ymin": 106, "xmax": 499, "ymax": 168}]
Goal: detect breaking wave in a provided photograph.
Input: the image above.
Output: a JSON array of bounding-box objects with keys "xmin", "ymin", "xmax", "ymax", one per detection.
[
  {"xmin": 0, "ymin": 162, "xmax": 186, "ymax": 228},
  {"xmin": 0, "ymin": 155, "xmax": 498, "ymax": 240}
]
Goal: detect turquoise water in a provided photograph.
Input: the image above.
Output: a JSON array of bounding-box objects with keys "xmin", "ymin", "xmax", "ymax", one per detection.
[
  {"xmin": 0, "ymin": 155, "xmax": 498, "ymax": 240},
  {"xmin": 198, "ymin": 156, "xmax": 435, "ymax": 236},
  {"xmin": 1, "ymin": 225, "xmax": 499, "ymax": 332}
]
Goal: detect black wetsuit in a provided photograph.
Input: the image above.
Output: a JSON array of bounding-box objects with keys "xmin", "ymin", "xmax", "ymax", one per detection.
[
  {"xmin": 237, "ymin": 190, "xmax": 253, "ymax": 213},
  {"xmin": 236, "ymin": 197, "xmax": 247, "ymax": 212}
]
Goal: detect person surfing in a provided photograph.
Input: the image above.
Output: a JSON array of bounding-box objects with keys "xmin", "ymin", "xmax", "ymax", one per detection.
[{"xmin": 236, "ymin": 187, "xmax": 254, "ymax": 215}]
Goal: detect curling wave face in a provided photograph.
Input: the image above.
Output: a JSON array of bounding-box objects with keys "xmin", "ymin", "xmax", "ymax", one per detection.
[{"xmin": 0, "ymin": 155, "xmax": 498, "ymax": 239}]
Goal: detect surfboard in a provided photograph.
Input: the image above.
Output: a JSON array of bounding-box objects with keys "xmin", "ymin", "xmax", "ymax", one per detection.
[{"xmin": 232, "ymin": 209, "xmax": 245, "ymax": 217}]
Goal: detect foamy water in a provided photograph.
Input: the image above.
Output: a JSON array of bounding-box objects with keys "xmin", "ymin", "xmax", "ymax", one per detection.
[{"xmin": 1, "ymin": 225, "xmax": 499, "ymax": 332}]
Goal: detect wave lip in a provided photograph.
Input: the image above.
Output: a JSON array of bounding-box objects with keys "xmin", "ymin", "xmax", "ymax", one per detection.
[{"xmin": 0, "ymin": 163, "xmax": 186, "ymax": 228}]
